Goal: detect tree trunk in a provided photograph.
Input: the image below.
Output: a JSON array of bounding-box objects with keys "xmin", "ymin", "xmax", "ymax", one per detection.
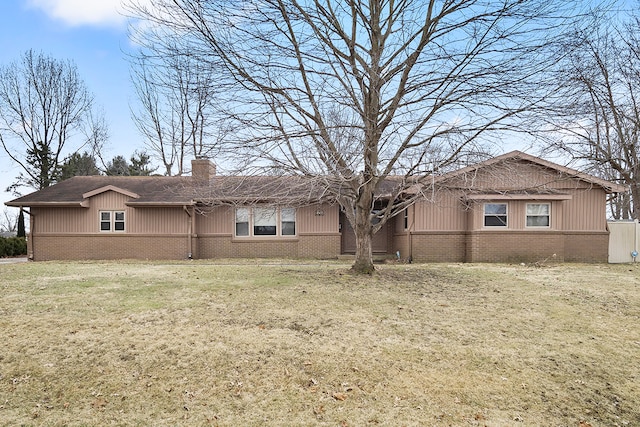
[
  {"xmin": 631, "ymin": 183, "xmax": 640, "ymax": 220},
  {"xmin": 352, "ymin": 228, "xmax": 374, "ymax": 274},
  {"xmin": 351, "ymin": 199, "xmax": 375, "ymax": 274}
]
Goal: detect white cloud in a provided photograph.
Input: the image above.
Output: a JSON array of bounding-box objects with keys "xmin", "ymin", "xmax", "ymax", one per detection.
[{"xmin": 26, "ymin": 0, "xmax": 145, "ymax": 27}]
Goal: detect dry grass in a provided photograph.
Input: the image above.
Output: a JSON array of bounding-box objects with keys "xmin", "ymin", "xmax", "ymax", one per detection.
[{"xmin": 0, "ymin": 260, "xmax": 639, "ymax": 426}]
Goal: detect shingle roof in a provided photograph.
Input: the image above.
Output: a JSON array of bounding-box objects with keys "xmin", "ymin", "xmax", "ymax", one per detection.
[
  {"xmin": 5, "ymin": 176, "xmax": 193, "ymax": 207},
  {"xmin": 5, "ymin": 174, "xmax": 337, "ymax": 207},
  {"xmin": 5, "ymin": 151, "xmax": 627, "ymax": 208}
]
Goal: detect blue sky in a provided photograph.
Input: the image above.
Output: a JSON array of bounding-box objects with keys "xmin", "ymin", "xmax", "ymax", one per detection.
[{"xmin": 0, "ymin": 0, "xmax": 145, "ymax": 206}]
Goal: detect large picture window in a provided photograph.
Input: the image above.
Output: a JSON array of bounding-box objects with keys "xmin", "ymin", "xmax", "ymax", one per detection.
[
  {"xmin": 235, "ymin": 206, "xmax": 296, "ymax": 237},
  {"xmin": 254, "ymin": 207, "xmax": 277, "ymax": 235},
  {"xmin": 526, "ymin": 203, "xmax": 550, "ymax": 227},
  {"xmin": 484, "ymin": 203, "xmax": 507, "ymax": 227},
  {"xmin": 100, "ymin": 210, "xmax": 125, "ymax": 232}
]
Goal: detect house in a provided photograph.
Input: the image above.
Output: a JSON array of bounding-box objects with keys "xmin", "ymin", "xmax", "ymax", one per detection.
[{"xmin": 5, "ymin": 151, "xmax": 627, "ymax": 263}]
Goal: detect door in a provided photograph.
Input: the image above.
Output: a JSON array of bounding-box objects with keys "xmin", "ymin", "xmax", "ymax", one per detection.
[{"xmin": 340, "ymin": 211, "xmax": 390, "ymax": 254}]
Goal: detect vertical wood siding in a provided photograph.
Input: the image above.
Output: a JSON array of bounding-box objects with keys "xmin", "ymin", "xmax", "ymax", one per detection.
[
  {"xmin": 448, "ymin": 161, "xmax": 592, "ymax": 191},
  {"xmin": 129, "ymin": 207, "xmax": 188, "ymax": 234},
  {"xmin": 196, "ymin": 206, "xmax": 232, "ymax": 234},
  {"xmin": 33, "ymin": 207, "xmax": 94, "ymax": 233},
  {"xmin": 297, "ymin": 204, "xmax": 338, "ymax": 234},
  {"xmin": 34, "ymin": 192, "xmax": 189, "ymax": 234},
  {"xmin": 562, "ymin": 188, "xmax": 607, "ymax": 231},
  {"xmin": 413, "ymin": 192, "xmax": 466, "ymax": 231},
  {"xmin": 195, "ymin": 203, "xmax": 338, "ymax": 235}
]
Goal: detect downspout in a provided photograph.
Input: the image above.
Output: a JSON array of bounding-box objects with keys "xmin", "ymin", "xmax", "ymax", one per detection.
[
  {"xmin": 184, "ymin": 205, "xmax": 193, "ymax": 259},
  {"xmin": 408, "ymin": 203, "xmax": 415, "ymax": 263},
  {"xmin": 21, "ymin": 207, "xmax": 34, "ymax": 260}
]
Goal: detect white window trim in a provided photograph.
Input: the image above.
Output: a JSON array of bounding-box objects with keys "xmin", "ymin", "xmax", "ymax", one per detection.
[
  {"xmin": 483, "ymin": 203, "xmax": 508, "ymax": 228},
  {"xmin": 234, "ymin": 206, "xmax": 296, "ymax": 238},
  {"xmin": 99, "ymin": 210, "xmax": 126, "ymax": 233},
  {"xmin": 525, "ymin": 203, "xmax": 551, "ymax": 228}
]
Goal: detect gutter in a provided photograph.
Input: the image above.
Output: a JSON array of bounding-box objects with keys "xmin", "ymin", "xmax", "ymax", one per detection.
[
  {"xmin": 183, "ymin": 205, "xmax": 194, "ymax": 259},
  {"xmin": 408, "ymin": 203, "xmax": 415, "ymax": 262}
]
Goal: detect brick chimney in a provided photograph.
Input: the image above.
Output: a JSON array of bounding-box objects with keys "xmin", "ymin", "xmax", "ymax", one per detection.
[{"xmin": 191, "ymin": 157, "xmax": 216, "ymax": 182}]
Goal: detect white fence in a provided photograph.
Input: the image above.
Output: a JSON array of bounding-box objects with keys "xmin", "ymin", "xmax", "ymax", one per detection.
[{"xmin": 608, "ymin": 220, "xmax": 640, "ymax": 263}]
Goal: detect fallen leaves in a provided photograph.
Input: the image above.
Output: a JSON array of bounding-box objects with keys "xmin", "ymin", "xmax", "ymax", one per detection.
[
  {"xmin": 332, "ymin": 392, "xmax": 347, "ymax": 401},
  {"xmin": 90, "ymin": 397, "xmax": 108, "ymax": 409}
]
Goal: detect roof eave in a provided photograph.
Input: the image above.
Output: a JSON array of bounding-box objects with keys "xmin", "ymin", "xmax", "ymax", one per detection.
[
  {"xmin": 125, "ymin": 201, "xmax": 196, "ymax": 207},
  {"xmin": 4, "ymin": 201, "xmax": 88, "ymax": 208}
]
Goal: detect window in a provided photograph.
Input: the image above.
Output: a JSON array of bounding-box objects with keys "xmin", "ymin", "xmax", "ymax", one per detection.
[
  {"xmin": 254, "ymin": 207, "xmax": 277, "ymax": 235},
  {"xmin": 526, "ymin": 203, "xmax": 550, "ymax": 227},
  {"xmin": 100, "ymin": 211, "xmax": 125, "ymax": 232},
  {"xmin": 235, "ymin": 208, "xmax": 249, "ymax": 236},
  {"xmin": 235, "ymin": 206, "xmax": 296, "ymax": 237},
  {"xmin": 403, "ymin": 208, "xmax": 408, "ymax": 229},
  {"xmin": 484, "ymin": 203, "xmax": 507, "ymax": 227},
  {"xmin": 281, "ymin": 208, "xmax": 296, "ymax": 236},
  {"xmin": 100, "ymin": 211, "xmax": 111, "ymax": 231}
]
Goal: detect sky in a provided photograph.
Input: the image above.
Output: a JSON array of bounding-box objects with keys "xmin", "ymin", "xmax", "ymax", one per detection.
[{"xmin": 0, "ymin": 0, "xmax": 146, "ymax": 207}]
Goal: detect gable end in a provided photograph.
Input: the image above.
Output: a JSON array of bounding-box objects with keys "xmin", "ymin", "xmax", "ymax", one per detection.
[{"xmin": 83, "ymin": 185, "xmax": 140, "ymax": 200}]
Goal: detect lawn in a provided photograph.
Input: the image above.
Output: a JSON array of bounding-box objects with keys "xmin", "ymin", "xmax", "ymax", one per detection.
[{"xmin": 0, "ymin": 260, "xmax": 638, "ymax": 426}]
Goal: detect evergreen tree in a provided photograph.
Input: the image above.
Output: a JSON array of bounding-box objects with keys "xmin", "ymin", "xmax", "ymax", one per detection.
[
  {"xmin": 129, "ymin": 151, "xmax": 157, "ymax": 176},
  {"xmin": 105, "ymin": 155, "xmax": 130, "ymax": 176},
  {"xmin": 59, "ymin": 152, "xmax": 101, "ymax": 180},
  {"xmin": 17, "ymin": 209, "xmax": 26, "ymax": 238}
]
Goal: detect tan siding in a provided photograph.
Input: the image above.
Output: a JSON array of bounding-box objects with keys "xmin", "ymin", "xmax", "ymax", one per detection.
[
  {"xmin": 413, "ymin": 192, "xmax": 466, "ymax": 231},
  {"xmin": 32, "ymin": 207, "xmax": 93, "ymax": 233},
  {"xmin": 33, "ymin": 192, "xmax": 189, "ymax": 235},
  {"xmin": 297, "ymin": 204, "xmax": 338, "ymax": 234},
  {"xmin": 129, "ymin": 207, "xmax": 188, "ymax": 234},
  {"xmin": 196, "ymin": 206, "xmax": 232, "ymax": 234},
  {"xmin": 467, "ymin": 200, "xmax": 566, "ymax": 231},
  {"xmin": 90, "ymin": 191, "xmax": 130, "ymax": 210},
  {"xmin": 449, "ymin": 161, "xmax": 594, "ymax": 191},
  {"xmin": 88, "ymin": 192, "xmax": 132, "ymax": 233},
  {"xmin": 196, "ymin": 203, "xmax": 338, "ymax": 235},
  {"xmin": 562, "ymin": 188, "xmax": 607, "ymax": 231}
]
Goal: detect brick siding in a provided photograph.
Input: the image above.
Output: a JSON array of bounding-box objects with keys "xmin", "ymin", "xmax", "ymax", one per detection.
[
  {"xmin": 393, "ymin": 230, "xmax": 610, "ymax": 263},
  {"xmin": 563, "ymin": 232, "xmax": 609, "ymax": 262},
  {"xmin": 32, "ymin": 234, "xmax": 189, "ymax": 261},
  {"xmin": 465, "ymin": 231, "xmax": 565, "ymax": 263},
  {"xmin": 402, "ymin": 232, "xmax": 467, "ymax": 262},
  {"xmin": 30, "ymin": 230, "xmax": 608, "ymax": 263},
  {"xmin": 197, "ymin": 234, "xmax": 341, "ymax": 259}
]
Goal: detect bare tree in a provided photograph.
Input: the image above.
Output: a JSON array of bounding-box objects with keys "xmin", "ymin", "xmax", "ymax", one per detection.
[
  {"xmin": 544, "ymin": 12, "xmax": 639, "ymax": 219},
  {"xmin": 0, "ymin": 50, "xmax": 104, "ymax": 191},
  {"xmin": 0, "ymin": 208, "xmax": 18, "ymax": 233},
  {"xmin": 130, "ymin": 43, "xmax": 224, "ymax": 176},
  {"xmin": 128, "ymin": 0, "xmax": 591, "ymax": 273}
]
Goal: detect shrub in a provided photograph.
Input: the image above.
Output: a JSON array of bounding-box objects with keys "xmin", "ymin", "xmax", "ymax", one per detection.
[{"xmin": 0, "ymin": 237, "xmax": 27, "ymax": 257}]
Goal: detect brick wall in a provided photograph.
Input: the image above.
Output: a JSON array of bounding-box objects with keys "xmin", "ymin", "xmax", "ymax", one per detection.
[
  {"xmin": 563, "ymin": 232, "xmax": 609, "ymax": 262},
  {"xmin": 394, "ymin": 230, "xmax": 610, "ymax": 263},
  {"xmin": 197, "ymin": 234, "xmax": 341, "ymax": 259},
  {"xmin": 30, "ymin": 230, "xmax": 609, "ymax": 263},
  {"xmin": 406, "ymin": 232, "xmax": 467, "ymax": 262},
  {"xmin": 298, "ymin": 234, "xmax": 341, "ymax": 258},
  {"xmin": 32, "ymin": 234, "xmax": 189, "ymax": 261},
  {"xmin": 465, "ymin": 231, "xmax": 565, "ymax": 263},
  {"xmin": 465, "ymin": 231, "xmax": 609, "ymax": 263}
]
